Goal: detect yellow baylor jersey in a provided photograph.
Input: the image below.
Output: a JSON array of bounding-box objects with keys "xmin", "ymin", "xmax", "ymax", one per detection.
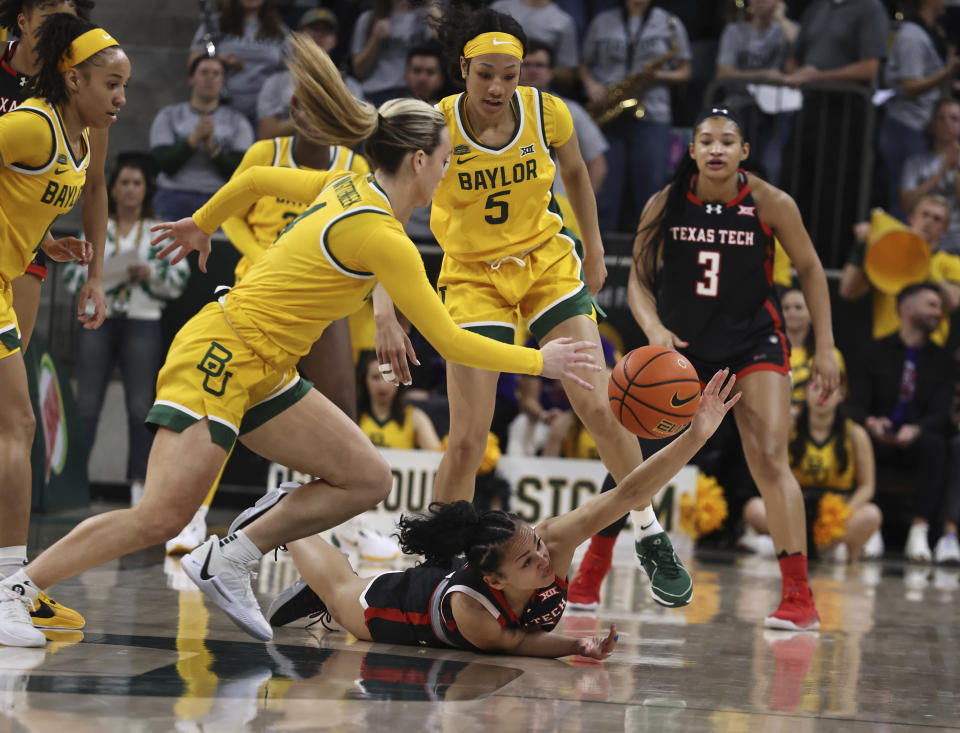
[
  {"xmin": 432, "ymin": 86, "xmax": 574, "ymax": 262},
  {"xmin": 789, "ymin": 420, "xmax": 856, "ymax": 492},
  {"xmin": 0, "ymin": 96, "xmax": 88, "ymax": 282},
  {"xmin": 359, "ymin": 405, "xmax": 416, "ymax": 450},
  {"xmin": 226, "ymin": 136, "xmax": 369, "ymax": 281}
]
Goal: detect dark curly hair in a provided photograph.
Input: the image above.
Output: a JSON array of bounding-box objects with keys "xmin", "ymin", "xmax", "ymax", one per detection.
[
  {"xmin": 433, "ymin": 2, "xmax": 527, "ymax": 83},
  {"xmin": 27, "ymin": 12, "xmax": 121, "ymax": 106},
  {"xmin": 0, "ymin": 0, "xmax": 94, "ymax": 34},
  {"xmin": 398, "ymin": 500, "xmax": 518, "ymax": 573}
]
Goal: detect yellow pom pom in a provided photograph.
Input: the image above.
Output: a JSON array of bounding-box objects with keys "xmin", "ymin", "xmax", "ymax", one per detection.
[
  {"xmin": 441, "ymin": 433, "xmax": 501, "ymax": 475},
  {"xmin": 813, "ymin": 492, "xmax": 851, "ymax": 549},
  {"xmin": 679, "ymin": 474, "xmax": 729, "ymax": 539}
]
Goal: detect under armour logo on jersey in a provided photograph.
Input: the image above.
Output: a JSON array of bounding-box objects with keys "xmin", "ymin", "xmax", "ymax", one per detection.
[
  {"xmin": 737, "ymin": 205, "xmax": 756, "ymax": 217},
  {"xmin": 710, "ymin": 107, "xmax": 730, "ymax": 116},
  {"xmin": 19, "ymin": 76, "xmax": 28, "ymax": 88},
  {"xmin": 705, "ymin": 204, "xmax": 723, "ymax": 214},
  {"xmin": 520, "ymin": 144, "xmax": 535, "ymax": 157}
]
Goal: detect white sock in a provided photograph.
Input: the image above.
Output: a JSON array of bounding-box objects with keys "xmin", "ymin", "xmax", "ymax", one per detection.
[
  {"xmin": 0, "ymin": 569, "xmax": 41, "ymax": 604},
  {"xmin": 631, "ymin": 506, "xmax": 663, "ymax": 541},
  {"xmin": 218, "ymin": 530, "xmax": 262, "ymax": 566},
  {"xmin": 0, "ymin": 546, "xmax": 28, "ymax": 579},
  {"xmin": 194, "ymin": 504, "xmax": 210, "ymax": 522}
]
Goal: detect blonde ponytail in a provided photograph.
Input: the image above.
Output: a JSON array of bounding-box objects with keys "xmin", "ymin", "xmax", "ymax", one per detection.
[{"xmin": 287, "ymin": 33, "xmax": 378, "ymax": 147}]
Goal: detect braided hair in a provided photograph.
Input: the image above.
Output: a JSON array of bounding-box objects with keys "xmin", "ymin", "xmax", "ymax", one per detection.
[{"xmin": 398, "ymin": 500, "xmax": 518, "ymax": 573}]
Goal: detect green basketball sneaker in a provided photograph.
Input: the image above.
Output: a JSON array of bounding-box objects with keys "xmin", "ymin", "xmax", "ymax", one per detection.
[{"xmin": 636, "ymin": 532, "xmax": 693, "ymax": 607}]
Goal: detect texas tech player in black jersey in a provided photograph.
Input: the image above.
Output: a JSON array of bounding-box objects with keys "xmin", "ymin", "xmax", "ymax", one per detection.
[
  {"xmin": 657, "ymin": 169, "xmax": 788, "ymax": 378},
  {"xmin": 0, "ymin": 41, "xmax": 29, "ymax": 114}
]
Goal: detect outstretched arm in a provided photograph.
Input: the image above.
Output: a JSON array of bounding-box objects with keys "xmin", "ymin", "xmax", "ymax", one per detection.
[{"xmin": 538, "ymin": 369, "xmax": 740, "ymax": 566}]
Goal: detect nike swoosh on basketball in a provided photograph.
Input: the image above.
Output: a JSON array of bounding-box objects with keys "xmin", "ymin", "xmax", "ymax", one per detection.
[
  {"xmin": 457, "ymin": 155, "xmax": 478, "ymax": 164},
  {"xmin": 669, "ymin": 391, "xmax": 697, "ymax": 408},
  {"xmin": 199, "ymin": 544, "xmax": 216, "ymax": 580}
]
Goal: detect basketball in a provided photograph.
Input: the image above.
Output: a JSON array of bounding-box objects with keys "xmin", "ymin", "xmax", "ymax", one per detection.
[{"xmin": 608, "ymin": 345, "xmax": 701, "ymax": 438}]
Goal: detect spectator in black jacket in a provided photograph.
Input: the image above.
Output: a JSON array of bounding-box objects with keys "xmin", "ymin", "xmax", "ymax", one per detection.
[{"xmin": 848, "ymin": 282, "xmax": 959, "ymax": 563}]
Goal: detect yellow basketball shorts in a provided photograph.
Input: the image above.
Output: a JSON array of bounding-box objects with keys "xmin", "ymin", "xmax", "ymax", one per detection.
[
  {"xmin": 0, "ymin": 284, "xmax": 22, "ymax": 360},
  {"xmin": 146, "ymin": 302, "xmax": 313, "ymax": 451},
  {"xmin": 437, "ymin": 228, "xmax": 601, "ymax": 344}
]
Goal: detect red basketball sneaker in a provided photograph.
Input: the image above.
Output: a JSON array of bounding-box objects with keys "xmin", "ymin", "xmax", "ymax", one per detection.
[
  {"xmin": 764, "ymin": 585, "xmax": 821, "ymax": 631},
  {"xmin": 568, "ymin": 535, "xmax": 616, "ymax": 610}
]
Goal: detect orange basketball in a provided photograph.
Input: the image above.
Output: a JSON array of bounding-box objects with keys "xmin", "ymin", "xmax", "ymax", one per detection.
[{"xmin": 608, "ymin": 345, "xmax": 701, "ymax": 438}]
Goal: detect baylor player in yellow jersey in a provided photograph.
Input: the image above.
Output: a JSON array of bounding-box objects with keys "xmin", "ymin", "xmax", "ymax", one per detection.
[
  {"xmin": 224, "ymin": 129, "xmax": 369, "ymax": 282},
  {"xmin": 372, "ymin": 7, "xmax": 693, "ymax": 611},
  {"xmin": 0, "ymin": 14, "xmax": 129, "ymax": 647},
  {"xmin": 743, "ymin": 377, "xmax": 882, "ymax": 562},
  {"xmin": 0, "ymin": 36, "xmax": 600, "ymax": 647}
]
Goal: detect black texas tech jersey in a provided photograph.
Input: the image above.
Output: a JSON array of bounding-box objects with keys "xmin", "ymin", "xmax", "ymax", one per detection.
[
  {"xmin": 656, "ymin": 171, "xmax": 784, "ymax": 364},
  {"xmin": 0, "ymin": 42, "xmax": 29, "ymax": 116}
]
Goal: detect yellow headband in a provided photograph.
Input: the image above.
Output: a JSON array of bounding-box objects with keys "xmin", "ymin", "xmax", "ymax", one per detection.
[
  {"xmin": 463, "ymin": 32, "xmax": 523, "ymax": 60},
  {"xmin": 58, "ymin": 28, "xmax": 119, "ymax": 73}
]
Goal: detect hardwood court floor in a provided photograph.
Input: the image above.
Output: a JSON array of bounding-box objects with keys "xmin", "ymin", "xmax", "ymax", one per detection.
[{"xmin": 2, "ymin": 505, "xmax": 958, "ymax": 732}]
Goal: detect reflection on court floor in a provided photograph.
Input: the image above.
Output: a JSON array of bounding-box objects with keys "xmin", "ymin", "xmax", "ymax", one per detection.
[{"xmin": 0, "ymin": 509, "xmax": 957, "ymax": 731}]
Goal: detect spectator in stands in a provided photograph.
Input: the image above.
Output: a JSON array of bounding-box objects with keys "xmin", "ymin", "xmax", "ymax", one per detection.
[
  {"xmin": 189, "ymin": 0, "xmax": 289, "ymax": 127},
  {"xmin": 521, "ymin": 40, "xmax": 608, "ymax": 198},
  {"xmin": 743, "ymin": 369, "xmax": 883, "ymax": 563},
  {"xmin": 782, "ymin": 284, "xmax": 848, "ymax": 415},
  {"xmin": 357, "ymin": 351, "xmax": 441, "ymax": 450},
  {"xmin": 847, "ymin": 282, "xmax": 960, "ymax": 563},
  {"xmin": 490, "ymin": 0, "xmax": 579, "ymax": 88},
  {"xmin": 149, "ymin": 56, "xmax": 254, "ymax": 222},
  {"xmin": 780, "ymin": 0, "xmax": 887, "ymax": 267},
  {"xmin": 257, "ymin": 9, "xmax": 364, "ymax": 140},
  {"xmin": 402, "ymin": 42, "xmax": 447, "ymax": 243},
  {"xmin": 63, "ymin": 157, "xmax": 190, "ymax": 506},
  {"xmin": 580, "ymin": 0, "xmax": 692, "ymax": 232},
  {"xmin": 901, "ymin": 98, "xmax": 960, "ymax": 254},
  {"xmin": 840, "ymin": 195, "xmax": 960, "ymax": 345},
  {"xmin": 715, "ymin": 0, "xmax": 798, "ymax": 185},
  {"xmin": 880, "ymin": 0, "xmax": 960, "ymax": 219},
  {"xmin": 404, "ymin": 41, "xmax": 447, "ymax": 105},
  {"xmin": 350, "ymin": 0, "xmax": 435, "ymax": 106}
]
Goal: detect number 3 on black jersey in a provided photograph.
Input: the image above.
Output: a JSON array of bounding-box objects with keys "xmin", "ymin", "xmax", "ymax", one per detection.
[{"xmin": 695, "ymin": 250, "xmax": 720, "ymax": 297}]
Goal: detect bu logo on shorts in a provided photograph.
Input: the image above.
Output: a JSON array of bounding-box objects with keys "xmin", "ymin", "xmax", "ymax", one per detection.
[{"xmin": 197, "ymin": 342, "xmax": 234, "ymax": 397}]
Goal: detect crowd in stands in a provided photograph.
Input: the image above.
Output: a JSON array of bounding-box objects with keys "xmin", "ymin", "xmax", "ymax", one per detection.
[{"xmin": 37, "ymin": 0, "xmax": 960, "ymax": 566}]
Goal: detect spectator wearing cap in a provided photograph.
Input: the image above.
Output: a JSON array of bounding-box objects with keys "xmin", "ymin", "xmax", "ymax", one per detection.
[
  {"xmin": 149, "ymin": 56, "xmax": 255, "ymax": 222},
  {"xmin": 188, "ymin": 0, "xmax": 290, "ymax": 128},
  {"xmin": 257, "ymin": 8, "xmax": 364, "ymax": 140},
  {"xmin": 350, "ymin": 0, "xmax": 435, "ymax": 107}
]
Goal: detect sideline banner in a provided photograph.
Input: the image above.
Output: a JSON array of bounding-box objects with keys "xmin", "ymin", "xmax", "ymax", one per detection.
[
  {"xmin": 25, "ymin": 336, "xmax": 89, "ymax": 511},
  {"xmin": 268, "ymin": 451, "xmax": 697, "ymax": 546}
]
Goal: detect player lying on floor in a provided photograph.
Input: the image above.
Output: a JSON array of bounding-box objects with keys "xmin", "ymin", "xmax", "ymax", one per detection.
[{"xmin": 222, "ymin": 369, "xmax": 740, "ymax": 659}]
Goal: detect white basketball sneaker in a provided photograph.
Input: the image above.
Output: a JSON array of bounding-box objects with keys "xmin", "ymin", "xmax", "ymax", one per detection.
[
  {"xmin": 181, "ymin": 536, "xmax": 273, "ymax": 641},
  {"xmin": 331, "ymin": 517, "xmax": 400, "ymax": 563},
  {"xmin": 0, "ymin": 585, "xmax": 47, "ymax": 648},
  {"xmin": 934, "ymin": 533, "xmax": 960, "ymax": 565},
  {"xmin": 905, "ymin": 523, "xmax": 933, "ymax": 563},
  {"xmin": 166, "ymin": 506, "xmax": 209, "ymax": 555},
  {"xmin": 861, "ymin": 529, "xmax": 884, "ymax": 560}
]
